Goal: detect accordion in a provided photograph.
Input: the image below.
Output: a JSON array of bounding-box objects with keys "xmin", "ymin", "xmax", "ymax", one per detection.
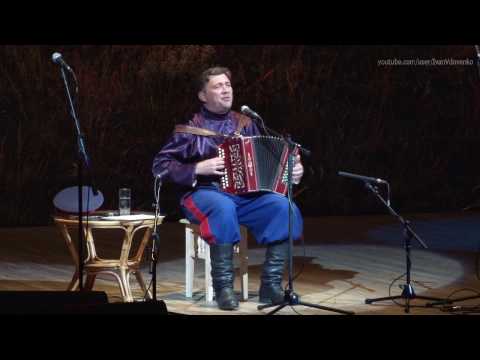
[{"xmin": 218, "ymin": 136, "xmax": 298, "ymax": 195}]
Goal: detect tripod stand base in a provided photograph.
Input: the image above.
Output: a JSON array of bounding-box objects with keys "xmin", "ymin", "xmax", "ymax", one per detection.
[
  {"xmin": 365, "ymin": 284, "xmax": 444, "ymax": 313},
  {"xmin": 258, "ymin": 290, "xmax": 354, "ymax": 315}
]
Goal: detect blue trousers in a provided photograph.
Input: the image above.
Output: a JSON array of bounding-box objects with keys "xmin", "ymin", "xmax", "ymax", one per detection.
[{"xmin": 181, "ymin": 187, "xmax": 303, "ymax": 245}]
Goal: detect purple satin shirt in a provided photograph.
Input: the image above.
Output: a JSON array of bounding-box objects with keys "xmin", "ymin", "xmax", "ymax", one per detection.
[{"xmin": 152, "ymin": 106, "xmax": 261, "ymax": 192}]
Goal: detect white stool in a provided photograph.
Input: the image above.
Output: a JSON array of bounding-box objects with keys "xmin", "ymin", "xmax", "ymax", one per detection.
[{"xmin": 182, "ymin": 219, "xmax": 249, "ymax": 302}]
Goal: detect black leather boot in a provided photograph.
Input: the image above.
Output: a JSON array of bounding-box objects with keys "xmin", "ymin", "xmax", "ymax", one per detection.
[
  {"xmin": 259, "ymin": 240, "xmax": 288, "ymax": 305},
  {"xmin": 210, "ymin": 243, "xmax": 239, "ymax": 310}
]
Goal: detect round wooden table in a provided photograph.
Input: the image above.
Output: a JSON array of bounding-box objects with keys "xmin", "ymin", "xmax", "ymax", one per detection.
[{"xmin": 53, "ymin": 211, "xmax": 164, "ymax": 302}]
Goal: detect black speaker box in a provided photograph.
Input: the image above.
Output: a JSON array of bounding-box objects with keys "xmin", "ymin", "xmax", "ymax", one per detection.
[{"xmin": 0, "ymin": 291, "xmax": 168, "ymax": 314}]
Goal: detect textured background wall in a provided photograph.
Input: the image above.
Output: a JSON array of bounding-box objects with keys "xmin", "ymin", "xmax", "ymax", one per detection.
[{"xmin": 1, "ymin": 45, "xmax": 480, "ymax": 226}]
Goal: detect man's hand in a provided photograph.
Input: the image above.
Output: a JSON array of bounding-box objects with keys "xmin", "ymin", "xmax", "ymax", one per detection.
[
  {"xmin": 292, "ymin": 155, "xmax": 304, "ymax": 184},
  {"xmin": 195, "ymin": 157, "xmax": 225, "ymax": 176}
]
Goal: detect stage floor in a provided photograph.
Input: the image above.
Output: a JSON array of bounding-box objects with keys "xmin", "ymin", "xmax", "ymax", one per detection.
[{"xmin": 1, "ymin": 212, "xmax": 480, "ymax": 315}]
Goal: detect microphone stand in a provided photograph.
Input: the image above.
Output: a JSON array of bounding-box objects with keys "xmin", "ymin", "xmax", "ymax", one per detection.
[
  {"xmin": 249, "ymin": 116, "xmax": 353, "ymax": 315},
  {"xmin": 57, "ymin": 65, "xmax": 96, "ymax": 292},
  {"xmin": 424, "ymin": 45, "xmax": 480, "ymax": 309},
  {"xmin": 350, "ymin": 178, "xmax": 444, "ymax": 313},
  {"xmin": 149, "ymin": 176, "xmax": 163, "ymax": 302}
]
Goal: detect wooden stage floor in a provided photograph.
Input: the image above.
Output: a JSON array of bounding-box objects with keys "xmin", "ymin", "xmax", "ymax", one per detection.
[{"xmin": 1, "ymin": 212, "xmax": 480, "ymax": 315}]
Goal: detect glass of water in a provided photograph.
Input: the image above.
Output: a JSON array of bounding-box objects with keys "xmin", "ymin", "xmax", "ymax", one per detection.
[{"xmin": 119, "ymin": 188, "xmax": 131, "ymax": 215}]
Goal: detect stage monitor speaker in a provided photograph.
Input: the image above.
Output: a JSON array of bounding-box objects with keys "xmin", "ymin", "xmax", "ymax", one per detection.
[
  {"xmin": 0, "ymin": 291, "xmax": 108, "ymax": 314},
  {"xmin": 0, "ymin": 291, "xmax": 169, "ymax": 314},
  {"xmin": 93, "ymin": 301, "xmax": 169, "ymax": 314}
]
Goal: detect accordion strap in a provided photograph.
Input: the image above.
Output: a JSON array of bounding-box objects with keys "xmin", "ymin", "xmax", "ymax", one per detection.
[
  {"xmin": 233, "ymin": 112, "xmax": 251, "ymax": 135},
  {"xmin": 174, "ymin": 125, "xmax": 223, "ymax": 137},
  {"xmin": 174, "ymin": 111, "xmax": 251, "ymax": 137}
]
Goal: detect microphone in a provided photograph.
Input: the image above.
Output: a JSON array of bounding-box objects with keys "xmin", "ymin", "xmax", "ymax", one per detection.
[
  {"xmin": 155, "ymin": 169, "xmax": 169, "ymax": 180},
  {"xmin": 52, "ymin": 52, "xmax": 73, "ymax": 72},
  {"xmin": 241, "ymin": 105, "xmax": 262, "ymax": 119},
  {"xmin": 338, "ymin": 171, "xmax": 388, "ymax": 184},
  {"xmin": 153, "ymin": 169, "xmax": 168, "ymax": 209}
]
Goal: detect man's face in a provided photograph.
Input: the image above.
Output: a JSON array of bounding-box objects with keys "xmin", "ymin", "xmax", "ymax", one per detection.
[{"xmin": 198, "ymin": 73, "xmax": 233, "ymax": 114}]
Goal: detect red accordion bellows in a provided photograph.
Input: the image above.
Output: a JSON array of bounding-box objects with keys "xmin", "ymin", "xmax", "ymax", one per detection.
[{"xmin": 218, "ymin": 136, "xmax": 298, "ymax": 195}]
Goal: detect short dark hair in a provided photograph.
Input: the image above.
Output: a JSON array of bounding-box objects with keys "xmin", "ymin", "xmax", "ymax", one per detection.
[{"xmin": 197, "ymin": 66, "xmax": 232, "ymax": 92}]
